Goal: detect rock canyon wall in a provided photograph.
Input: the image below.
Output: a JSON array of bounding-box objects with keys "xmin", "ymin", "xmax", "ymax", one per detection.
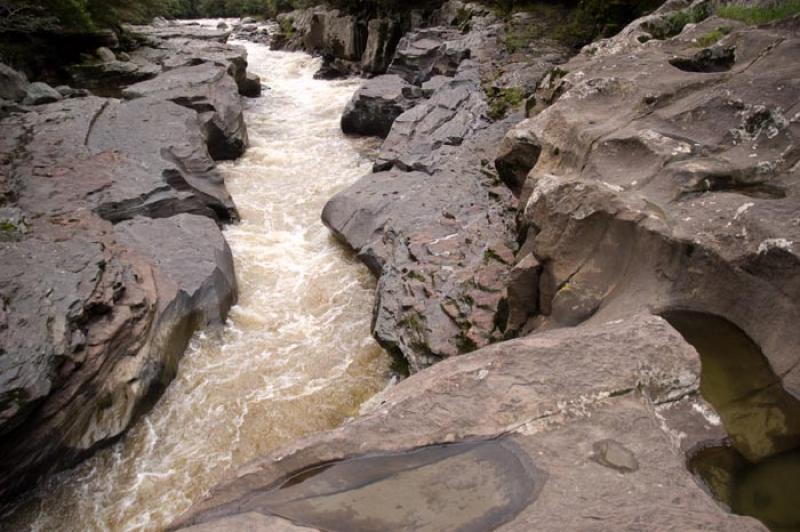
[{"xmin": 0, "ymin": 21, "xmax": 257, "ymax": 499}]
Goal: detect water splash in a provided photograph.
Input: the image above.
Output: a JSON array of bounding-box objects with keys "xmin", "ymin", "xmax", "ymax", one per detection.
[{"xmin": 3, "ymin": 39, "xmax": 389, "ymax": 532}]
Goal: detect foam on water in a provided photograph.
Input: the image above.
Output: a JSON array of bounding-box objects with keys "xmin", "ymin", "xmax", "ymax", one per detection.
[{"xmin": 2, "ymin": 36, "xmax": 390, "ymax": 532}]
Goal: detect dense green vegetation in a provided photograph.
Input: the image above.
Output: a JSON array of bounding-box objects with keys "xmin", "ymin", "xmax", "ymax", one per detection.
[
  {"xmin": 0, "ymin": 0, "xmax": 186, "ymax": 31},
  {"xmin": 488, "ymin": 0, "xmax": 664, "ymax": 47},
  {"xmin": 4, "ymin": 0, "xmax": 800, "ymax": 35}
]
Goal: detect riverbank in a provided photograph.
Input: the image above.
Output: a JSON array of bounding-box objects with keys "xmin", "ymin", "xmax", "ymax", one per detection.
[
  {"xmin": 2, "ymin": 34, "xmax": 392, "ymax": 530},
  {"xmin": 0, "ymin": 19, "xmax": 253, "ymax": 501}
]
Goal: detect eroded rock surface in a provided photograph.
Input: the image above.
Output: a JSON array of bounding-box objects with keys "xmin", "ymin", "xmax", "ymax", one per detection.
[
  {"xmin": 497, "ymin": 11, "xmax": 800, "ymax": 395},
  {"xmin": 0, "ymin": 20, "xmax": 248, "ymax": 498},
  {"xmin": 172, "ymin": 315, "xmax": 763, "ymax": 531},
  {"xmin": 324, "ymin": 7, "xmax": 568, "ymax": 371},
  {"xmin": 168, "ymin": 4, "xmax": 800, "ymax": 530}
]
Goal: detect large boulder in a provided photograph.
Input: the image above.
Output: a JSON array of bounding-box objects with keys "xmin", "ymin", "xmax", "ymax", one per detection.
[
  {"xmin": 0, "ymin": 63, "xmax": 29, "ymax": 102},
  {"xmin": 171, "ymin": 315, "xmax": 762, "ymax": 532},
  {"xmin": 239, "ymin": 72, "xmax": 262, "ymax": 98},
  {"xmin": 96, "ymin": 46, "xmax": 117, "ymax": 63},
  {"xmin": 0, "ymin": 16, "xmax": 260, "ymax": 497},
  {"xmin": 0, "ymin": 90, "xmax": 238, "ymax": 498},
  {"xmin": 129, "ymin": 38, "xmax": 252, "ymax": 96},
  {"xmin": 127, "ymin": 23, "xmax": 231, "ymax": 43},
  {"xmin": 0, "ymin": 213, "xmax": 236, "ymax": 499},
  {"xmin": 374, "ymin": 77, "xmax": 488, "ymax": 173},
  {"xmin": 324, "ymin": 11, "xmax": 540, "ymax": 371},
  {"xmin": 123, "ymin": 63, "xmax": 249, "ymax": 160},
  {"xmin": 22, "ymin": 82, "xmax": 62, "ymax": 105},
  {"xmin": 340, "ymin": 74, "xmax": 420, "ymax": 138}
]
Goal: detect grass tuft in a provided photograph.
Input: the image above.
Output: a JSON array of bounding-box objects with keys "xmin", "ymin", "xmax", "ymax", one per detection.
[
  {"xmin": 717, "ymin": 0, "xmax": 800, "ymax": 25},
  {"xmin": 696, "ymin": 26, "xmax": 732, "ymax": 47}
]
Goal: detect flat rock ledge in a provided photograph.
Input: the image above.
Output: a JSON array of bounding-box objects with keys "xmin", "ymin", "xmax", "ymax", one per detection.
[
  {"xmin": 0, "ymin": 20, "xmax": 253, "ymax": 499},
  {"xmin": 171, "ymin": 315, "xmax": 763, "ymax": 531}
]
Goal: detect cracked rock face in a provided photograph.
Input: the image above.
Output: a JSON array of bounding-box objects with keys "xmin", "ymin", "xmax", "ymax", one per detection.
[
  {"xmin": 129, "ymin": 36, "xmax": 252, "ymax": 97},
  {"xmin": 340, "ymin": 74, "xmax": 420, "ymax": 138},
  {"xmin": 0, "ymin": 22, "xmax": 246, "ymax": 498},
  {"xmin": 324, "ymin": 11, "xmax": 549, "ymax": 372},
  {"xmin": 123, "ymin": 63, "xmax": 249, "ymax": 160}
]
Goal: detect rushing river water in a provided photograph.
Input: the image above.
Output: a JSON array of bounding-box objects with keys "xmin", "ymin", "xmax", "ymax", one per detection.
[{"xmin": 2, "ymin": 38, "xmax": 391, "ymax": 531}]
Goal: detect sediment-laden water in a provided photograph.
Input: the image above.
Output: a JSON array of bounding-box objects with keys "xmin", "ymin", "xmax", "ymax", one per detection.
[{"xmin": 2, "ymin": 38, "xmax": 390, "ymax": 531}]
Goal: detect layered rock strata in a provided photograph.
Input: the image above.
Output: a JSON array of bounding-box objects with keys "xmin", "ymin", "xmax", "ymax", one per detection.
[
  {"xmin": 0, "ymin": 19, "xmax": 253, "ymax": 499},
  {"xmin": 325, "ymin": 4, "xmax": 567, "ymax": 370}
]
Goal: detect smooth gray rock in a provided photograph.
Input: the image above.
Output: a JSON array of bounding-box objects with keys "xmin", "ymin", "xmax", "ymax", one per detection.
[
  {"xmin": 130, "ymin": 38, "xmax": 251, "ymax": 96},
  {"xmin": 0, "ymin": 16, "xmax": 256, "ymax": 499},
  {"xmin": 128, "ymin": 23, "xmax": 231, "ymax": 43},
  {"xmin": 22, "ymin": 82, "xmax": 62, "ymax": 105},
  {"xmin": 96, "ymin": 46, "xmax": 116, "ymax": 63},
  {"xmin": 54, "ymin": 85, "xmax": 90, "ymax": 98},
  {"xmin": 239, "ymin": 72, "xmax": 262, "ymax": 98}
]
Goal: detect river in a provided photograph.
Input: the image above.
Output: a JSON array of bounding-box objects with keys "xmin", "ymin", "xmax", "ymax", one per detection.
[{"xmin": 2, "ymin": 37, "xmax": 391, "ymax": 531}]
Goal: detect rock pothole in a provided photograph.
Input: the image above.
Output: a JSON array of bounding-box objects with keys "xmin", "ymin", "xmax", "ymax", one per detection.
[
  {"xmin": 184, "ymin": 440, "xmax": 545, "ymax": 532},
  {"xmin": 669, "ymin": 46, "xmax": 736, "ymax": 73},
  {"xmin": 663, "ymin": 310, "xmax": 800, "ymax": 529}
]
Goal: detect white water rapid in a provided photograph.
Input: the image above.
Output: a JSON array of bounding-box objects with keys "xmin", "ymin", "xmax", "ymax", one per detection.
[{"xmin": 3, "ymin": 36, "xmax": 390, "ymax": 532}]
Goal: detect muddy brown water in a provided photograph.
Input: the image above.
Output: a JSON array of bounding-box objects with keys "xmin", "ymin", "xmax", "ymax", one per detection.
[
  {"xmin": 1, "ymin": 36, "xmax": 391, "ymax": 531},
  {"xmin": 664, "ymin": 311, "xmax": 800, "ymax": 531}
]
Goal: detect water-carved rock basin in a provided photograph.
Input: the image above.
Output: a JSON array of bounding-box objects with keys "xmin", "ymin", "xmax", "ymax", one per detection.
[
  {"xmin": 664, "ymin": 311, "xmax": 800, "ymax": 530},
  {"xmin": 183, "ymin": 440, "xmax": 545, "ymax": 532}
]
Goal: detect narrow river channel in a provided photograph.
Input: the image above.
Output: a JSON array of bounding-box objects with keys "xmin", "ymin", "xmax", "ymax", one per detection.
[{"xmin": 3, "ymin": 37, "xmax": 391, "ymax": 532}]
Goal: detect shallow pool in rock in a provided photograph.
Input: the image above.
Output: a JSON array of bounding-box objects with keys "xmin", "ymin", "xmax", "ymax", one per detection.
[
  {"xmin": 664, "ymin": 310, "xmax": 800, "ymax": 530},
  {"xmin": 190, "ymin": 439, "xmax": 545, "ymax": 532}
]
